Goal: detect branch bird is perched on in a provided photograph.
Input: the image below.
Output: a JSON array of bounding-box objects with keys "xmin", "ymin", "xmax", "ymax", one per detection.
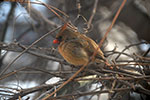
[{"xmin": 53, "ymin": 24, "xmax": 106, "ymax": 66}]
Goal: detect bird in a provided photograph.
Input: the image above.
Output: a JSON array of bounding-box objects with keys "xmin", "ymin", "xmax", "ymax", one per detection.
[{"xmin": 53, "ymin": 24, "xmax": 106, "ymax": 66}]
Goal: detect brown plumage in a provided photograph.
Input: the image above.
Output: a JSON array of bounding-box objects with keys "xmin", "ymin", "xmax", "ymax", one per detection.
[{"xmin": 53, "ymin": 26, "xmax": 106, "ymax": 66}]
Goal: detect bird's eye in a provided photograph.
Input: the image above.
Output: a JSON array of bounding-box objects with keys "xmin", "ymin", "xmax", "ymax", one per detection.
[{"xmin": 57, "ymin": 36, "xmax": 62, "ymax": 41}]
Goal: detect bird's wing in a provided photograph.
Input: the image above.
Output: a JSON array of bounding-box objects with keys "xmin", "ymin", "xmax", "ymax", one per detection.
[
  {"xmin": 80, "ymin": 35, "xmax": 105, "ymax": 61},
  {"xmin": 66, "ymin": 34, "xmax": 105, "ymax": 61}
]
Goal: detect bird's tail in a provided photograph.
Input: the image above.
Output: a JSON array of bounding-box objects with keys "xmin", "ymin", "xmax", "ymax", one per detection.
[{"xmin": 95, "ymin": 56, "xmax": 113, "ymax": 69}]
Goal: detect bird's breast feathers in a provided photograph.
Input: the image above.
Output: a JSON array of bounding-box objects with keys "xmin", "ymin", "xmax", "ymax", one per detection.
[{"xmin": 58, "ymin": 40, "xmax": 89, "ymax": 65}]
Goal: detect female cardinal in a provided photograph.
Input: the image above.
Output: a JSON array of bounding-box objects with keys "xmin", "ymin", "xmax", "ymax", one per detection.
[{"xmin": 53, "ymin": 25, "xmax": 106, "ymax": 66}]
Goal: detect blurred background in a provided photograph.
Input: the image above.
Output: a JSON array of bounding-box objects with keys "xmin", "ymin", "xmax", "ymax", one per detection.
[{"xmin": 0, "ymin": 0, "xmax": 150, "ymax": 100}]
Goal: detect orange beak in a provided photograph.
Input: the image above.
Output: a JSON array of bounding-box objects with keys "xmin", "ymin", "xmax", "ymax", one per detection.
[{"xmin": 53, "ymin": 39, "xmax": 60, "ymax": 44}]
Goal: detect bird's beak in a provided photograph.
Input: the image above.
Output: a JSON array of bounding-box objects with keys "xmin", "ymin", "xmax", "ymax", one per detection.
[{"xmin": 53, "ymin": 39, "xmax": 60, "ymax": 44}]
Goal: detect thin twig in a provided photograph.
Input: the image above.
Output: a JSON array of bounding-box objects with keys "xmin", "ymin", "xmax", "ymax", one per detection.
[
  {"xmin": 142, "ymin": 47, "xmax": 150, "ymax": 57},
  {"xmin": 92, "ymin": 0, "xmax": 127, "ymax": 60},
  {"xmin": 8, "ymin": 83, "xmax": 61, "ymax": 100},
  {"xmin": 87, "ymin": 0, "xmax": 98, "ymax": 29},
  {"xmin": 91, "ymin": 0, "xmax": 127, "ymax": 69},
  {"xmin": 47, "ymin": 88, "xmax": 131, "ymax": 99},
  {"xmin": 115, "ymin": 42, "xmax": 148, "ymax": 60},
  {"xmin": 42, "ymin": 61, "xmax": 89, "ymax": 100},
  {"xmin": 0, "ymin": 27, "xmax": 61, "ymax": 77}
]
